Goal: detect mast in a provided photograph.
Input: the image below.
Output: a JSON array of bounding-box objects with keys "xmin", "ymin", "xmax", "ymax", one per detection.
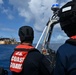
[{"xmin": 36, "ymin": 3, "xmax": 60, "ymax": 67}]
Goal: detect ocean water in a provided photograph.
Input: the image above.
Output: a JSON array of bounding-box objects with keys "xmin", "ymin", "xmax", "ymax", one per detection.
[
  {"xmin": 0, "ymin": 44, "xmax": 62, "ymax": 75},
  {"xmin": 0, "ymin": 44, "xmax": 17, "ymax": 75}
]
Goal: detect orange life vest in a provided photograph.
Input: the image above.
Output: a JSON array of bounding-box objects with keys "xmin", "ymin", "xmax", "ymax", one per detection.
[{"xmin": 10, "ymin": 44, "xmax": 35, "ymax": 73}]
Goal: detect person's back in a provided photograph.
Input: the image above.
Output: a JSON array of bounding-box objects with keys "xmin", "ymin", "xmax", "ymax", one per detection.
[
  {"xmin": 54, "ymin": 40, "xmax": 76, "ymax": 75},
  {"xmin": 12, "ymin": 45, "xmax": 52, "ymax": 75},
  {"xmin": 54, "ymin": 0, "xmax": 76, "ymax": 75},
  {"xmin": 10, "ymin": 26, "xmax": 52, "ymax": 75}
]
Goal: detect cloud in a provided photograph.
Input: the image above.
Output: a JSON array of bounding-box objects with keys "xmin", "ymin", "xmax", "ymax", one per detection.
[
  {"xmin": 0, "ymin": 0, "xmax": 14, "ymax": 20},
  {"xmin": 28, "ymin": 0, "xmax": 57, "ymax": 31},
  {"xmin": 9, "ymin": 0, "xmax": 32, "ymax": 21},
  {"xmin": 9, "ymin": 0, "xmax": 57, "ymax": 31},
  {"xmin": 8, "ymin": 0, "xmax": 70, "ymax": 43},
  {"xmin": 52, "ymin": 34, "xmax": 69, "ymax": 43},
  {"xmin": 1, "ymin": 7, "xmax": 14, "ymax": 20},
  {"xmin": 0, "ymin": 25, "xmax": 18, "ymax": 39},
  {"xmin": 0, "ymin": 0, "xmax": 3, "ymax": 4},
  {"xmin": 0, "ymin": 27, "xmax": 16, "ymax": 32}
]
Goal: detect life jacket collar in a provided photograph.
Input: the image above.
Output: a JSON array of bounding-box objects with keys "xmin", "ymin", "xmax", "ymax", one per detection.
[
  {"xmin": 70, "ymin": 35, "xmax": 76, "ymax": 39},
  {"xmin": 16, "ymin": 44, "xmax": 34, "ymax": 49}
]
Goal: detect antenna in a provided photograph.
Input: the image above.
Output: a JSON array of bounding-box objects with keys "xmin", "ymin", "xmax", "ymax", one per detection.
[
  {"xmin": 36, "ymin": 3, "xmax": 60, "ymax": 50},
  {"xmin": 35, "ymin": 3, "xmax": 60, "ymax": 69}
]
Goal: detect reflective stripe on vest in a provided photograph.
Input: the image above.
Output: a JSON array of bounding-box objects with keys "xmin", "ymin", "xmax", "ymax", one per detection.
[{"xmin": 10, "ymin": 44, "xmax": 34, "ymax": 73}]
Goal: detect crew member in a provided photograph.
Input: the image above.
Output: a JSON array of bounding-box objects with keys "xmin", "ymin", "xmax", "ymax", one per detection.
[
  {"xmin": 10, "ymin": 26, "xmax": 52, "ymax": 75},
  {"xmin": 54, "ymin": 0, "xmax": 76, "ymax": 75}
]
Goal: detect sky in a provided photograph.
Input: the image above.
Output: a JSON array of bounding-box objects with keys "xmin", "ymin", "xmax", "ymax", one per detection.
[{"xmin": 0, "ymin": 0, "xmax": 72, "ymax": 44}]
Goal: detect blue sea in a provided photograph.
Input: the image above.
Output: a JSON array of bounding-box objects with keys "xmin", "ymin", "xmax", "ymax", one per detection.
[{"xmin": 0, "ymin": 44, "xmax": 62, "ymax": 75}]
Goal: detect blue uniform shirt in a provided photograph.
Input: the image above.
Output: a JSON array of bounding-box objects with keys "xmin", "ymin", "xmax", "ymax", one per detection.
[{"xmin": 54, "ymin": 39, "xmax": 76, "ymax": 75}]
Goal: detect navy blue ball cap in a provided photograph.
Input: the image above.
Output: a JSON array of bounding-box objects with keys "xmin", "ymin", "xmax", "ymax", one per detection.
[{"xmin": 18, "ymin": 26, "xmax": 34, "ymax": 42}]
